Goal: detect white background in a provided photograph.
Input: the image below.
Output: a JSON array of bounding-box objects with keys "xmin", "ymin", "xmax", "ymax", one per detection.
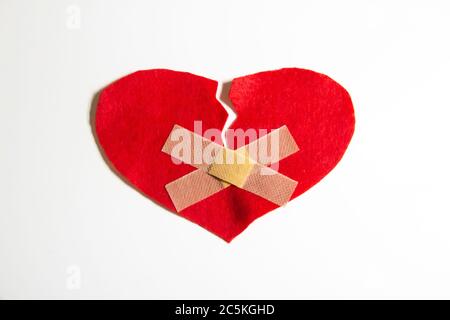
[{"xmin": 1, "ymin": 0, "xmax": 450, "ymax": 299}]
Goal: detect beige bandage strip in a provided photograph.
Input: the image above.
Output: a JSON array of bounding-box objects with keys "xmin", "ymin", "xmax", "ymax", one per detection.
[
  {"xmin": 162, "ymin": 125, "xmax": 299, "ymax": 211},
  {"xmin": 165, "ymin": 170, "xmax": 227, "ymax": 211}
]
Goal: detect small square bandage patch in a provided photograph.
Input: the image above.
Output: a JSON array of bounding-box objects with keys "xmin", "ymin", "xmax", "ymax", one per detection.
[{"xmin": 208, "ymin": 148, "xmax": 255, "ymax": 188}]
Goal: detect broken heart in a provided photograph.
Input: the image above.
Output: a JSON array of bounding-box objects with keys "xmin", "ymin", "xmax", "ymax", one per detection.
[{"xmin": 93, "ymin": 68, "xmax": 355, "ymax": 242}]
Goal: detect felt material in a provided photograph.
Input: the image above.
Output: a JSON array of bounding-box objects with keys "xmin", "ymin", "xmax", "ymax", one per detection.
[
  {"xmin": 94, "ymin": 68, "xmax": 355, "ymax": 242},
  {"xmin": 161, "ymin": 125, "xmax": 299, "ymax": 208}
]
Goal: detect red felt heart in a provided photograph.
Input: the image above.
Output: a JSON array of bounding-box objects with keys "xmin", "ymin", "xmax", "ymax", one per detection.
[{"xmin": 94, "ymin": 68, "xmax": 355, "ymax": 242}]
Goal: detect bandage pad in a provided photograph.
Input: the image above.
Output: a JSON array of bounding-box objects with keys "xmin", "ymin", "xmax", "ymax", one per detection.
[
  {"xmin": 162, "ymin": 125, "xmax": 299, "ymax": 211},
  {"xmin": 208, "ymin": 148, "xmax": 255, "ymax": 188}
]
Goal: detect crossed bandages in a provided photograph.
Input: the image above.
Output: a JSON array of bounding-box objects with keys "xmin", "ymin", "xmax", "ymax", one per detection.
[{"xmin": 162, "ymin": 125, "xmax": 300, "ymax": 212}]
